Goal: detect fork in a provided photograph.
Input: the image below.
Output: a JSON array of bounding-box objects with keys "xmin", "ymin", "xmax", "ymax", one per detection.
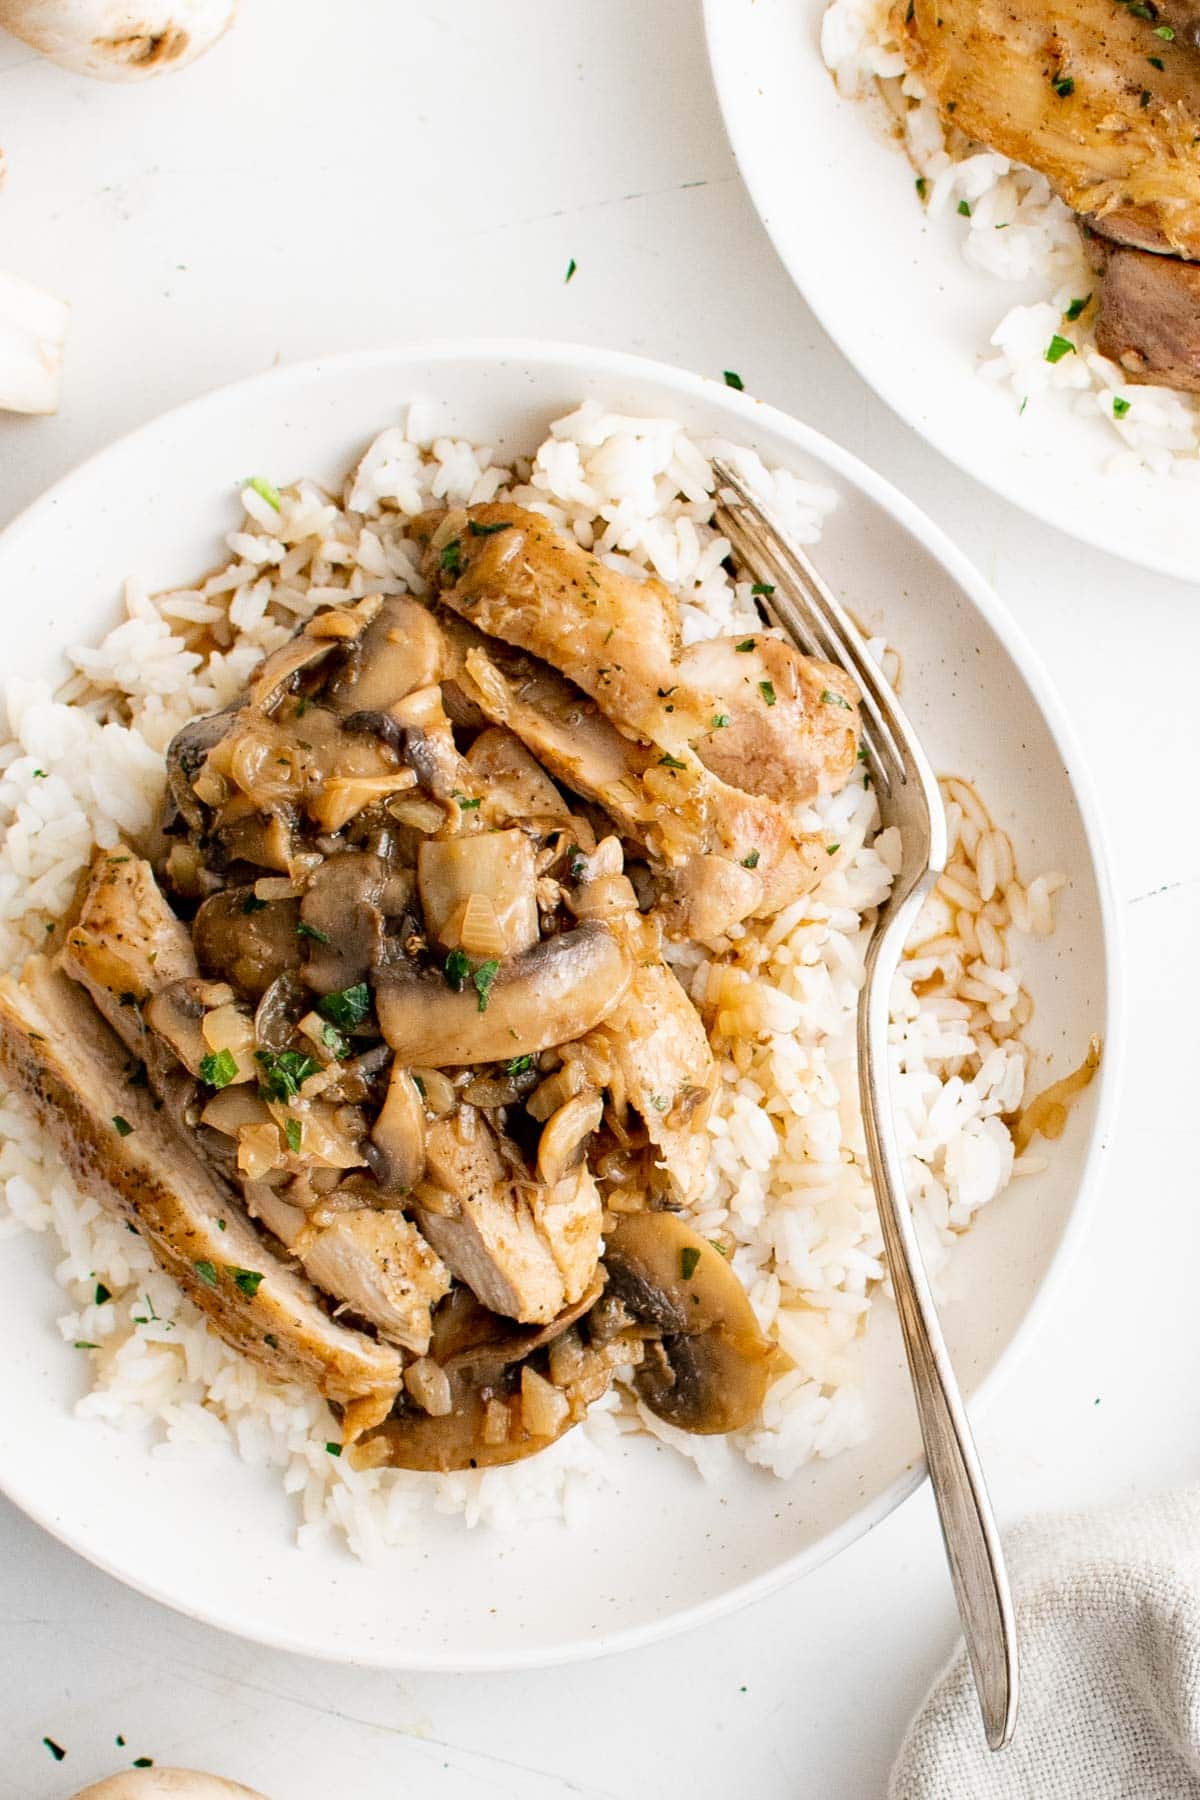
[{"xmin": 712, "ymin": 459, "xmax": 1019, "ymax": 1752}]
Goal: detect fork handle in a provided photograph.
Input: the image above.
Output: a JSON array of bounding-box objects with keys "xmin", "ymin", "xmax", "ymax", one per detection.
[{"xmin": 859, "ymin": 911, "xmax": 1020, "ymax": 1751}]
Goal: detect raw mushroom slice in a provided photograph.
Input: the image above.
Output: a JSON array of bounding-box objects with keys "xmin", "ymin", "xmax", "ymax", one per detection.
[
  {"xmin": 0, "ymin": 0, "xmax": 239, "ymax": 81},
  {"xmin": 603, "ymin": 1211, "xmax": 772, "ymax": 1434},
  {"xmin": 69, "ymin": 1771, "xmax": 268, "ymax": 1799}
]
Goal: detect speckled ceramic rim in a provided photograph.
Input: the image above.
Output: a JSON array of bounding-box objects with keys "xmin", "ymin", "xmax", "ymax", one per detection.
[{"xmin": 0, "ymin": 340, "xmax": 1124, "ymax": 1670}]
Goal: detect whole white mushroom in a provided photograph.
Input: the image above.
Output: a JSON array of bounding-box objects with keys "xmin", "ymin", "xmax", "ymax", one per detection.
[
  {"xmin": 0, "ymin": 0, "xmax": 237, "ymax": 80},
  {"xmin": 69, "ymin": 1771, "xmax": 269, "ymax": 1800}
]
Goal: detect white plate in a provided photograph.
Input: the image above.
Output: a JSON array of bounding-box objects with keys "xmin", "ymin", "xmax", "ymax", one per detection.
[
  {"xmin": 0, "ymin": 341, "xmax": 1119, "ymax": 1669},
  {"xmin": 704, "ymin": 0, "xmax": 1200, "ymax": 581}
]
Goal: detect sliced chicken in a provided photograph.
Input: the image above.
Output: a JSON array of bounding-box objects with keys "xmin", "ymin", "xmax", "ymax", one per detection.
[
  {"xmin": 299, "ymin": 1208, "xmax": 450, "ymax": 1355},
  {"xmin": 464, "ymin": 725, "xmax": 573, "ymax": 821},
  {"xmin": 898, "ymin": 0, "xmax": 1200, "ymax": 261},
  {"xmin": 415, "ymin": 1111, "xmax": 602, "ymax": 1323},
  {"xmin": 1088, "ymin": 233, "xmax": 1200, "ymax": 390},
  {"xmin": 60, "ymin": 847, "xmax": 197, "ymax": 1057},
  {"xmin": 585, "ymin": 962, "xmax": 715, "ymax": 1205},
  {"xmin": 423, "ymin": 503, "xmax": 861, "ymax": 800},
  {"xmin": 0, "ymin": 958, "xmax": 402, "ymax": 1422},
  {"xmin": 453, "ymin": 632, "xmax": 825, "ymax": 936}
]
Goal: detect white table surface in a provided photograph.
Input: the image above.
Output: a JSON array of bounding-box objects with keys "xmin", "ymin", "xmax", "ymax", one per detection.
[{"xmin": 0, "ymin": 2, "xmax": 1196, "ymax": 1795}]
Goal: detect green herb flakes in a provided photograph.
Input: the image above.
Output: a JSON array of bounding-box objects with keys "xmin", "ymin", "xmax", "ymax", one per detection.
[
  {"xmin": 32, "ymin": 768, "xmax": 46, "ymax": 779},
  {"xmin": 957, "ymin": 199, "xmax": 972, "ymax": 217},
  {"xmin": 43, "ymin": 1738, "xmax": 66, "ymax": 1762},
  {"xmin": 296, "ymin": 921, "xmax": 330, "ymax": 943},
  {"xmin": 1052, "ymin": 75, "xmax": 1075, "ymax": 96},
  {"xmin": 440, "ymin": 538, "xmax": 463, "ymax": 576},
  {"xmin": 318, "ymin": 982, "xmax": 371, "ymax": 1029},
  {"xmin": 750, "ymin": 581, "xmax": 775, "ymax": 597},
  {"xmin": 472, "ymin": 959, "xmax": 501, "ymax": 1012},
  {"xmin": 565, "ymin": 257, "xmax": 577, "ymax": 283},
  {"xmin": 444, "ymin": 948, "xmax": 471, "ymax": 991},
  {"xmin": 658, "ymin": 752, "xmax": 688, "ymax": 770},
  {"xmin": 321, "ymin": 1021, "xmax": 350, "ymax": 1060},
  {"xmin": 193, "ymin": 1260, "xmax": 218, "ymax": 1288},
  {"xmin": 74, "ymin": 1341, "xmax": 99, "ymax": 1350},
  {"xmin": 1045, "ymin": 334, "xmax": 1076, "ymax": 363},
  {"xmin": 735, "ymin": 638, "xmax": 756, "ymax": 653},
  {"xmin": 285, "ymin": 1118, "xmax": 303, "ymax": 1154},
  {"xmin": 111, "ymin": 1115, "xmax": 133, "ymax": 1137},
  {"xmin": 711, "ymin": 713, "xmax": 731, "ymax": 729},
  {"xmin": 1149, "ymin": 53, "xmax": 1165, "ymax": 66},
  {"xmin": 680, "ymin": 1246, "xmax": 701, "ymax": 1280},
  {"xmin": 242, "ymin": 894, "xmax": 268, "ymax": 914},
  {"xmin": 132, "ymin": 1758, "xmax": 154, "ymax": 1769},
  {"xmin": 915, "ymin": 176, "xmax": 928, "ymax": 198},
  {"xmin": 826, "ymin": 843, "xmax": 840, "ymax": 855},
  {"xmin": 504, "ymin": 1054, "xmax": 534, "ymax": 1076},
  {"xmin": 248, "ymin": 476, "xmax": 281, "ymax": 510},
  {"xmin": 741, "ymin": 849, "xmax": 760, "ymax": 869},
  {"xmin": 1065, "ymin": 294, "xmax": 1091, "ymax": 321},
  {"xmin": 1155, "ymin": 23, "xmax": 1175, "ymax": 36},
  {"xmin": 758, "ymin": 680, "xmax": 776, "ymax": 707},
  {"xmin": 723, "ymin": 369, "xmax": 745, "ymax": 390},
  {"xmin": 456, "ymin": 794, "xmax": 482, "ymax": 810},
  {"xmin": 1140, "ymin": 87, "xmax": 1152, "ymax": 104},
  {"xmin": 325, "ymin": 1441, "xmax": 342, "ymax": 1457},
  {"xmin": 255, "ymin": 1048, "xmax": 320, "ymax": 1101},
  {"xmin": 95, "ymin": 1282, "xmax": 112, "ymax": 1305},
  {"xmin": 1113, "ymin": 396, "xmax": 1132, "ymax": 418},
  {"xmin": 264, "ymin": 1333, "xmax": 279, "ymax": 1349},
  {"xmin": 820, "ymin": 688, "xmax": 853, "ymax": 709},
  {"xmin": 229, "ymin": 1267, "xmax": 264, "ymax": 1298},
  {"xmin": 199, "ymin": 1047, "xmax": 238, "ymax": 1090},
  {"xmin": 468, "ymin": 518, "xmax": 513, "ymax": 536}
]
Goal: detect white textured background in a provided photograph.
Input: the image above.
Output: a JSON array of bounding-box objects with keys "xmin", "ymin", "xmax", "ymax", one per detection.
[{"xmin": 0, "ymin": 3, "xmax": 1196, "ymax": 1795}]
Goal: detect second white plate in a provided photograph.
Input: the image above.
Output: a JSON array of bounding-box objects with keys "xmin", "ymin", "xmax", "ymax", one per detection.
[{"xmin": 704, "ymin": 0, "xmax": 1200, "ymax": 582}]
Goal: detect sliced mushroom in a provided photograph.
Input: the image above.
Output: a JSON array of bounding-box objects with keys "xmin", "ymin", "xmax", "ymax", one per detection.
[
  {"xmin": 163, "ymin": 707, "xmax": 237, "ymax": 834},
  {"xmin": 536, "ymin": 1089, "xmax": 603, "ymax": 1185},
  {"xmin": 247, "ymin": 629, "xmax": 341, "ymax": 714},
  {"xmin": 376, "ymin": 921, "xmax": 632, "ymax": 1066},
  {"xmin": 366, "ymin": 1062, "xmax": 426, "ymax": 1198},
  {"xmin": 299, "ymin": 851, "xmax": 411, "ymax": 994},
  {"xmin": 324, "ymin": 595, "xmax": 446, "ymax": 714},
  {"xmin": 193, "ymin": 888, "xmax": 302, "ymax": 1002},
  {"xmin": 146, "ymin": 976, "xmax": 240, "ymax": 1077},
  {"xmin": 252, "ymin": 969, "xmax": 309, "ymax": 1051},
  {"xmin": 465, "ymin": 725, "xmax": 572, "ymax": 821},
  {"xmin": 602, "ymin": 1211, "xmax": 771, "ymax": 1434},
  {"xmin": 417, "ymin": 829, "xmax": 539, "ymax": 958}
]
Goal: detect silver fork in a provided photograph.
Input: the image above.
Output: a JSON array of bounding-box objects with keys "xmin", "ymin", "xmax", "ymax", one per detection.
[{"xmin": 712, "ymin": 459, "xmax": 1019, "ymax": 1752}]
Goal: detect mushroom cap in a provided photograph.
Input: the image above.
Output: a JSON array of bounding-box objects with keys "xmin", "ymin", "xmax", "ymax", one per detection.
[
  {"xmin": 0, "ymin": 0, "xmax": 239, "ymax": 82},
  {"xmin": 68, "ymin": 1770, "xmax": 268, "ymax": 1799},
  {"xmin": 603, "ymin": 1211, "xmax": 772, "ymax": 1434}
]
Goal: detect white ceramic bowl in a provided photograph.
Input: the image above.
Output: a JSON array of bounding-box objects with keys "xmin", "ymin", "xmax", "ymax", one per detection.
[
  {"xmin": 704, "ymin": 0, "xmax": 1200, "ymax": 582},
  {"xmin": 0, "ymin": 341, "xmax": 1119, "ymax": 1669}
]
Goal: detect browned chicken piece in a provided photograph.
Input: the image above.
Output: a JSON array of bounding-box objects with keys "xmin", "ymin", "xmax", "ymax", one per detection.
[
  {"xmin": 452, "ymin": 633, "xmax": 826, "ymax": 939},
  {"xmin": 585, "ymin": 962, "xmax": 715, "ymax": 1205},
  {"xmin": 414, "ymin": 1110, "xmax": 603, "ymax": 1324},
  {"xmin": 421, "ymin": 504, "xmax": 861, "ymax": 801},
  {"xmin": 60, "ymin": 847, "xmax": 198, "ymax": 1058},
  {"xmin": 0, "ymin": 958, "xmax": 403, "ymax": 1429},
  {"xmin": 898, "ymin": 0, "xmax": 1200, "ymax": 261},
  {"xmin": 298, "ymin": 1209, "xmax": 450, "ymax": 1355},
  {"xmin": 464, "ymin": 725, "xmax": 573, "ymax": 820},
  {"xmin": 1088, "ymin": 233, "xmax": 1200, "ymax": 390}
]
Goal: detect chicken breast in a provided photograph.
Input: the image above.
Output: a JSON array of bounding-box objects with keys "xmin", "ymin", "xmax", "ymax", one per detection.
[
  {"xmin": 454, "ymin": 633, "xmax": 826, "ymax": 938},
  {"xmin": 1088, "ymin": 232, "xmax": 1200, "ymax": 390},
  {"xmin": 0, "ymin": 958, "xmax": 402, "ymax": 1423},
  {"xmin": 415, "ymin": 1112, "xmax": 602, "ymax": 1323},
  {"xmin": 586, "ymin": 962, "xmax": 715, "ymax": 1205},
  {"xmin": 61, "ymin": 847, "xmax": 198, "ymax": 1058},
  {"xmin": 424, "ymin": 503, "xmax": 861, "ymax": 800},
  {"xmin": 299, "ymin": 1209, "xmax": 450, "ymax": 1355},
  {"xmin": 898, "ymin": 0, "xmax": 1200, "ymax": 260}
]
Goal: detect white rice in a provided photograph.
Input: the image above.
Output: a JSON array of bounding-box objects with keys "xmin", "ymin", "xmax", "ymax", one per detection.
[
  {"xmin": 0, "ymin": 402, "xmax": 1060, "ymax": 1549},
  {"xmin": 821, "ymin": 0, "xmax": 1200, "ymax": 479}
]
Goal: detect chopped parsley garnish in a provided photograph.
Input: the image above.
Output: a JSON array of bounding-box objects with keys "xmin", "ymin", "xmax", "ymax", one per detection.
[
  {"xmin": 750, "ymin": 581, "xmax": 775, "ymax": 597},
  {"xmin": 255, "ymin": 1048, "xmax": 320, "ymax": 1100},
  {"xmin": 439, "ymin": 538, "xmax": 463, "ymax": 576},
  {"xmin": 741, "ymin": 849, "xmax": 761, "ymax": 869},
  {"xmin": 74, "ymin": 1341, "xmax": 99, "ymax": 1349},
  {"xmin": 325, "ymin": 1441, "xmax": 342, "ymax": 1457},
  {"xmin": 711, "ymin": 713, "xmax": 731, "ymax": 729},
  {"xmin": 285, "ymin": 1118, "xmax": 303, "ymax": 1154},
  {"xmin": 248, "ymin": 476, "xmax": 281, "ymax": 510},
  {"xmin": 1019, "ymin": 395, "xmax": 1029, "ymax": 415},
  {"xmin": 43, "ymin": 1738, "xmax": 66, "ymax": 1762},
  {"xmin": 264, "ymin": 1333, "xmax": 278, "ymax": 1349},
  {"xmin": 723, "ymin": 369, "xmax": 745, "ymax": 390},
  {"xmin": 296, "ymin": 921, "xmax": 330, "ymax": 943},
  {"xmin": 444, "ymin": 948, "xmax": 471, "ymax": 991},
  {"xmin": 199, "ymin": 1047, "xmax": 239, "ymax": 1090},
  {"xmin": 456, "ymin": 793, "xmax": 482, "ymax": 810},
  {"xmin": 132, "ymin": 1758, "xmax": 154, "ymax": 1769},
  {"xmin": 915, "ymin": 176, "xmax": 928, "ymax": 199},
  {"xmin": 472, "ymin": 958, "xmax": 501, "ymax": 1012},
  {"xmin": 318, "ymin": 982, "xmax": 371, "ymax": 1029},
  {"xmin": 758, "ymin": 680, "xmax": 776, "ymax": 707},
  {"xmin": 1052, "ymin": 75, "xmax": 1075, "ymax": 97},
  {"xmin": 321, "ymin": 1022, "xmax": 350, "ymax": 1059},
  {"xmin": 1149, "ymin": 53, "xmax": 1165, "ymax": 66},
  {"xmin": 229, "ymin": 1267, "xmax": 264, "ymax": 1298},
  {"xmin": 504, "ymin": 1054, "xmax": 534, "ymax": 1076},
  {"xmin": 1140, "ymin": 87, "xmax": 1152, "ymax": 105},
  {"xmin": 658, "ymin": 752, "xmax": 688, "ymax": 770},
  {"xmin": 565, "ymin": 257, "xmax": 577, "ymax": 283},
  {"xmin": 217, "ymin": 1218, "xmax": 226, "ymax": 1230},
  {"xmin": 111, "ymin": 1115, "xmax": 133, "ymax": 1137},
  {"xmin": 32, "ymin": 767, "xmax": 46, "ymax": 778},
  {"xmin": 95, "ymin": 1282, "xmax": 112, "ymax": 1305},
  {"xmin": 468, "ymin": 518, "xmax": 513, "ymax": 536},
  {"xmin": 820, "ymin": 688, "xmax": 853, "ymax": 709},
  {"xmin": 1045, "ymin": 334, "xmax": 1076, "ymax": 363},
  {"xmin": 193, "ymin": 1260, "xmax": 218, "ymax": 1287},
  {"xmin": 567, "ymin": 843, "xmax": 586, "ymax": 880},
  {"xmin": 680, "ymin": 1246, "xmax": 701, "ymax": 1280},
  {"xmin": 826, "ymin": 843, "xmax": 840, "ymax": 855},
  {"xmin": 735, "ymin": 638, "xmax": 756, "ymax": 653},
  {"xmin": 1065, "ymin": 294, "xmax": 1091, "ymax": 321},
  {"xmin": 242, "ymin": 894, "xmax": 268, "ymax": 914},
  {"xmin": 1113, "ymin": 396, "xmax": 1132, "ymax": 419},
  {"xmin": 957, "ymin": 199, "xmax": 972, "ymax": 217},
  {"xmin": 1155, "ymin": 22, "xmax": 1175, "ymax": 35}
]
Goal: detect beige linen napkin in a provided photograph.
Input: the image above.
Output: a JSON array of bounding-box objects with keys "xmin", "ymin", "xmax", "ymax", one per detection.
[{"xmin": 890, "ymin": 1489, "xmax": 1200, "ymax": 1798}]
